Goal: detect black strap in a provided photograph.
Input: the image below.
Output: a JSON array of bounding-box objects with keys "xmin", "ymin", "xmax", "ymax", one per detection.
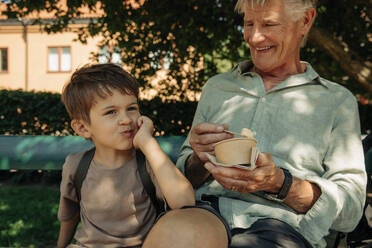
[
  {"xmin": 136, "ymin": 150, "xmax": 164, "ymax": 215},
  {"xmin": 74, "ymin": 148, "xmax": 163, "ymax": 215},
  {"xmin": 74, "ymin": 147, "xmax": 95, "ymax": 202}
]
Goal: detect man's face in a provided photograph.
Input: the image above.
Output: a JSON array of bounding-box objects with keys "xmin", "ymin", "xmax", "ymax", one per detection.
[
  {"xmin": 243, "ymin": 0, "xmax": 304, "ymax": 73},
  {"xmin": 85, "ymin": 89, "xmax": 140, "ymax": 153}
]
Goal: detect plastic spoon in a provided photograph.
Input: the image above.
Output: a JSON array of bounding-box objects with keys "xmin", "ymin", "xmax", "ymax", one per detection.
[{"xmin": 223, "ymin": 130, "xmax": 247, "ymax": 138}]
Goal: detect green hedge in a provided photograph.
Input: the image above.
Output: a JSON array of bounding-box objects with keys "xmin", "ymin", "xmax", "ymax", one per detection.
[
  {"xmin": 0, "ymin": 89, "xmax": 197, "ymax": 136},
  {"xmin": 0, "ymin": 89, "xmax": 370, "ymax": 136}
]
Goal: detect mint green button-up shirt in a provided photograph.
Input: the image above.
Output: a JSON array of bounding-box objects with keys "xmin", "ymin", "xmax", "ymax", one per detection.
[{"xmin": 176, "ymin": 61, "xmax": 367, "ymax": 248}]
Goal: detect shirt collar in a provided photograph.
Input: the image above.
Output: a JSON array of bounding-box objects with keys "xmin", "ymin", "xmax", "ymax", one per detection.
[{"xmin": 233, "ymin": 60, "xmax": 328, "ymax": 91}]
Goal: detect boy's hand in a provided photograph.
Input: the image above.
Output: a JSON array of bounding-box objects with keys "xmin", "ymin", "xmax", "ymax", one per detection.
[{"xmin": 133, "ymin": 116, "xmax": 154, "ymax": 149}]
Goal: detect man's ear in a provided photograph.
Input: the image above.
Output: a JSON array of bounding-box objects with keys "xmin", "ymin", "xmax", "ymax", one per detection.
[
  {"xmin": 301, "ymin": 7, "xmax": 316, "ymax": 35},
  {"xmin": 71, "ymin": 119, "xmax": 91, "ymax": 139}
]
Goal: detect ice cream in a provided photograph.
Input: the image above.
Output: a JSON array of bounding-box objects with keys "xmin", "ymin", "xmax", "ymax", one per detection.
[{"xmin": 241, "ymin": 128, "xmax": 255, "ymax": 139}]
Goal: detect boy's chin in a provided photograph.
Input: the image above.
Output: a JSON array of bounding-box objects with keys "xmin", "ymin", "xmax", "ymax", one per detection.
[{"xmin": 113, "ymin": 142, "xmax": 135, "ymax": 152}]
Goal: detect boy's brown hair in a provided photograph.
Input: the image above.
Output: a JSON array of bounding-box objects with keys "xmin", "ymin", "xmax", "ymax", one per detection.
[{"xmin": 62, "ymin": 63, "xmax": 139, "ymax": 124}]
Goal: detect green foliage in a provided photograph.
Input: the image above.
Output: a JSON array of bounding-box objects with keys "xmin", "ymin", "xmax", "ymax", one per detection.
[
  {"xmin": 0, "ymin": 89, "xmax": 71, "ymax": 136},
  {"xmin": 1, "ymin": 89, "xmax": 370, "ymax": 135},
  {"xmin": 3, "ymin": 0, "xmax": 370, "ymax": 98},
  {"xmin": 303, "ymin": 0, "xmax": 372, "ymax": 97},
  {"xmin": 0, "ymin": 185, "xmax": 60, "ymax": 247},
  {"xmin": 0, "ymin": 89, "xmax": 197, "ymax": 136}
]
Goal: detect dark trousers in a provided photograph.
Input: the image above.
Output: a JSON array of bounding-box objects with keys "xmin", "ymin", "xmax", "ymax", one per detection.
[
  {"xmin": 199, "ymin": 195, "xmax": 313, "ymax": 248},
  {"xmin": 230, "ymin": 218, "xmax": 313, "ymax": 248}
]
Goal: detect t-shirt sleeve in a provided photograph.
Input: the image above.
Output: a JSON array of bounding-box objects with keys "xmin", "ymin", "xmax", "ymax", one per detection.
[{"xmin": 58, "ymin": 153, "xmax": 83, "ymax": 222}]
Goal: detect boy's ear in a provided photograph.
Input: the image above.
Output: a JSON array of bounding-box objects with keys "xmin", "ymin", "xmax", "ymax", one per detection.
[{"xmin": 71, "ymin": 119, "xmax": 92, "ymax": 139}]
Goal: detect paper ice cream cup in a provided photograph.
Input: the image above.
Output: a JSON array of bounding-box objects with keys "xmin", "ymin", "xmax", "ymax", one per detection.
[{"xmin": 214, "ymin": 138, "xmax": 257, "ymax": 165}]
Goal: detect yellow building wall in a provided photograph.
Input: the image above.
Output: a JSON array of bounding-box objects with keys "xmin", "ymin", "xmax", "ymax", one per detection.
[
  {"xmin": 0, "ymin": 25, "xmax": 26, "ymax": 90},
  {"xmin": 0, "ymin": 23, "xmax": 101, "ymax": 93},
  {"xmin": 27, "ymin": 28, "xmax": 100, "ymax": 92}
]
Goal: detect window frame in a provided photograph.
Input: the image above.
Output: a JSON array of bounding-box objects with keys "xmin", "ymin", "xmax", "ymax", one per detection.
[
  {"xmin": 47, "ymin": 46, "xmax": 72, "ymax": 73},
  {"xmin": 0, "ymin": 47, "xmax": 9, "ymax": 73}
]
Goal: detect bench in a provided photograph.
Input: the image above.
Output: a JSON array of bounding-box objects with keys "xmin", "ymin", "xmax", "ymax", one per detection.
[
  {"xmin": 1, "ymin": 135, "xmax": 369, "ymax": 248},
  {"xmin": 0, "ymin": 135, "xmax": 186, "ymax": 170}
]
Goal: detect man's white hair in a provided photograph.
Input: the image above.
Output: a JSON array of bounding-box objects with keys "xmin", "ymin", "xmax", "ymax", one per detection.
[
  {"xmin": 235, "ymin": 0, "xmax": 317, "ymax": 22},
  {"xmin": 235, "ymin": 0, "xmax": 317, "ymax": 47}
]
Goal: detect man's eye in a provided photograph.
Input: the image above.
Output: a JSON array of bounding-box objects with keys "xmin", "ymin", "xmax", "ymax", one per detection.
[{"xmin": 244, "ymin": 22, "xmax": 253, "ymax": 27}]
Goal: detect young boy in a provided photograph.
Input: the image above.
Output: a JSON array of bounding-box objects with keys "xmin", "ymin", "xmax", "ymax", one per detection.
[{"xmin": 57, "ymin": 63, "xmax": 195, "ymax": 248}]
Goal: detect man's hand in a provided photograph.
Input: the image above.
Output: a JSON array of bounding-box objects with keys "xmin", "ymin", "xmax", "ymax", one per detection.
[
  {"xmin": 203, "ymin": 152, "xmax": 321, "ymax": 213},
  {"xmin": 184, "ymin": 122, "xmax": 233, "ymax": 188},
  {"xmin": 189, "ymin": 122, "xmax": 233, "ymax": 163},
  {"xmin": 203, "ymin": 152, "xmax": 284, "ymax": 193}
]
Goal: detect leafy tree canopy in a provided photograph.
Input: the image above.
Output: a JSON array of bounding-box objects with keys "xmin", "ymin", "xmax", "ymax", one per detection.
[{"xmin": 3, "ymin": 0, "xmax": 371, "ymax": 100}]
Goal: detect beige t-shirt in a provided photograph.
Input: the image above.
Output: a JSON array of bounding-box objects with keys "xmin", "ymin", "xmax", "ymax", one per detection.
[{"xmin": 58, "ymin": 151, "xmax": 164, "ymax": 248}]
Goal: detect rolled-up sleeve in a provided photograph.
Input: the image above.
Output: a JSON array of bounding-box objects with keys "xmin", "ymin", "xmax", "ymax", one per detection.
[
  {"xmin": 299, "ymin": 93, "xmax": 367, "ymax": 243},
  {"xmin": 176, "ymin": 88, "xmax": 208, "ymax": 174}
]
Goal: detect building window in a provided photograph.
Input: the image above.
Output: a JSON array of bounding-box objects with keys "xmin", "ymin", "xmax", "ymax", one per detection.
[
  {"xmin": 0, "ymin": 48, "xmax": 8, "ymax": 72},
  {"xmin": 48, "ymin": 47, "xmax": 71, "ymax": 72},
  {"xmin": 98, "ymin": 46, "xmax": 122, "ymax": 65}
]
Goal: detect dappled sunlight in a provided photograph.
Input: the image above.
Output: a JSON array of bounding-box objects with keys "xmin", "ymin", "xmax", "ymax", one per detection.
[
  {"xmin": 50, "ymin": 203, "xmax": 59, "ymax": 215},
  {"xmin": 7, "ymin": 220, "xmax": 32, "ymax": 237},
  {"xmin": 0, "ymin": 202, "xmax": 9, "ymax": 211},
  {"xmin": 88, "ymin": 176, "xmax": 120, "ymax": 204},
  {"xmin": 0, "ymin": 136, "xmax": 93, "ymax": 170},
  {"xmin": 79, "ymin": 162, "xmax": 155, "ymax": 236},
  {"xmin": 291, "ymin": 97, "xmax": 315, "ymax": 115},
  {"xmin": 0, "ymin": 186, "xmax": 60, "ymax": 246}
]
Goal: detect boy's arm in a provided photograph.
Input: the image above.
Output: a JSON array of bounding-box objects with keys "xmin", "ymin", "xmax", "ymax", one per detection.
[
  {"xmin": 134, "ymin": 116, "xmax": 195, "ymax": 209},
  {"xmin": 57, "ymin": 213, "xmax": 80, "ymax": 248}
]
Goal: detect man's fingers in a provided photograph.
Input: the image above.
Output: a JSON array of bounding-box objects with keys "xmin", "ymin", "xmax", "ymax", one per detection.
[
  {"xmin": 255, "ymin": 152, "xmax": 274, "ymax": 167},
  {"xmin": 204, "ymin": 163, "xmax": 249, "ymax": 179},
  {"xmin": 194, "ymin": 144, "xmax": 214, "ymax": 153},
  {"xmin": 193, "ymin": 123, "xmax": 226, "ymax": 135},
  {"xmin": 204, "ymin": 162, "xmax": 216, "ymax": 171},
  {"xmin": 194, "ymin": 132, "xmax": 232, "ymax": 145}
]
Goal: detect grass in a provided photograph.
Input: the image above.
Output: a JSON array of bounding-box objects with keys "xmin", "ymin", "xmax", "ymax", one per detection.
[
  {"xmin": 0, "ymin": 184, "xmax": 60, "ymax": 248},
  {"xmin": 0, "ymin": 181, "xmax": 354, "ymax": 248}
]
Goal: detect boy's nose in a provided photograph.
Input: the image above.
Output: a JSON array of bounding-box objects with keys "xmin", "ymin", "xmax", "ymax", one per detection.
[{"xmin": 118, "ymin": 114, "xmax": 132, "ymax": 125}]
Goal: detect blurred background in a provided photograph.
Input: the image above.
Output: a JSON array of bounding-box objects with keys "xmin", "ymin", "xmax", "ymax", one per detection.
[
  {"xmin": 0, "ymin": 0, "xmax": 370, "ymax": 136},
  {"xmin": 0, "ymin": 0, "xmax": 371, "ymax": 247}
]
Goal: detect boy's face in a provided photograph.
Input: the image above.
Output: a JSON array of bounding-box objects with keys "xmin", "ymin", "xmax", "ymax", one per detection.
[{"xmin": 79, "ymin": 89, "xmax": 140, "ymax": 153}]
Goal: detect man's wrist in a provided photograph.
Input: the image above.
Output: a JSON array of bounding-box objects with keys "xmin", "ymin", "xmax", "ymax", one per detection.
[
  {"xmin": 185, "ymin": 152, "xmax": 210, "ymax": 188},
  {"xmin": 264, "ymin": 168, "xmax": 293, "ymax": 202},
  {"xmin": 187, "ymin": 152, "xmax": 203, "ymax": 167}
]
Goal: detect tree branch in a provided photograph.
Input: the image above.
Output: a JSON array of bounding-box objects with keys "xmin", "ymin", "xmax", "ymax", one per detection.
[
  {"xmin": 308, "ymin": 26, "xmax": 372, "ymax": 94},
  {"xmin": 354, "ymin": 0, "xmax": 372, "ymax": 20}
]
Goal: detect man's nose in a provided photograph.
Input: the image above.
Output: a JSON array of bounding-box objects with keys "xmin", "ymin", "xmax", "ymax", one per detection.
[{"xmin": 247, "ymin": 26, "xmax": 265, "ymax": 43}]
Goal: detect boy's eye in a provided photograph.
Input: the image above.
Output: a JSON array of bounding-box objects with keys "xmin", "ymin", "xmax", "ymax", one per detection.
[
  {"xmin": 104, "ymin": 110, "xmax": 116, "ymax": 115},
  {"xmin": 128, "ymin": 106, "xmax": 139, "ymax": 111}
]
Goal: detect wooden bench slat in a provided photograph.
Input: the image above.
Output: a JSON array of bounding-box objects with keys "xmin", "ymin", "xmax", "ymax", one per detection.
[{"xmin": 0, "ymin": 135, "xmax": 186, "ymax": 170}]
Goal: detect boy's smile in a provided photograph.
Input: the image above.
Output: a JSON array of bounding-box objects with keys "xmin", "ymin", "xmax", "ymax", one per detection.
[{"xmin": 83, "ymin": 89, "xmax": 140, "ymax": 155}]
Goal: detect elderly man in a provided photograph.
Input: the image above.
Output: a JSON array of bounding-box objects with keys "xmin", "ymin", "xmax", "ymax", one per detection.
[{"xmin": 173, "ymin": 0, "xmax": 367, "ymax": 247}]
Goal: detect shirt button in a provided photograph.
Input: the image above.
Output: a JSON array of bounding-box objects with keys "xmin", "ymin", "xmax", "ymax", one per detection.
[{"xmin": 261, "ymin": 97, "xmax": 266, "ymax": 102}]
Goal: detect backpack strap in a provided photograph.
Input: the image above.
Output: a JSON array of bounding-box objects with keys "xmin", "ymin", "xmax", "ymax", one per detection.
[
  {"xmin": 74, "ymin": 147, "xmax": 96, "ymax": 202},
  {"xmin": 73, "ymin": 147, "xmax": 163, "ymax": 215},
  {"xmin": 136, "ymin": 150, "xmax": 164, "ymax": 215}
]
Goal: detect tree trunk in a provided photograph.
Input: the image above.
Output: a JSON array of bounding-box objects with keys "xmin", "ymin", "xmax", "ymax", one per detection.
[{"xmin": 308, "ymin": 26, "xmax": 372, "ymax": 94}]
